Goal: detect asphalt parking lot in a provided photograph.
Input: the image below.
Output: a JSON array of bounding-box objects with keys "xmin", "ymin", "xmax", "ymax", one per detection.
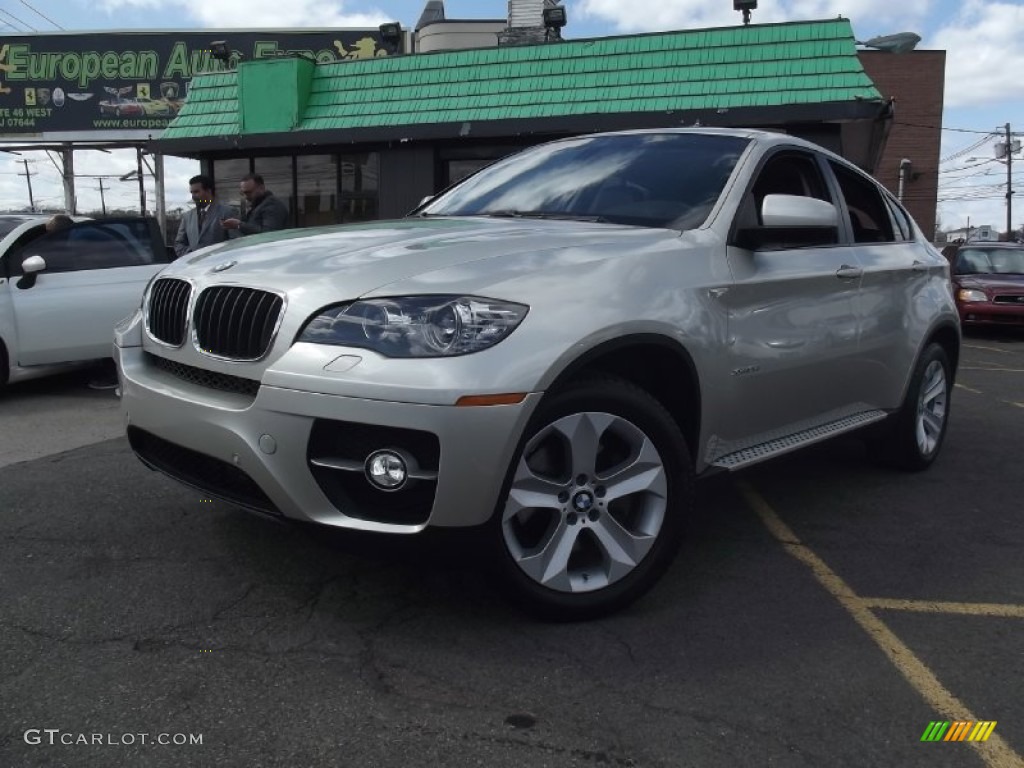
[{"xmin": 1, "ymin": 333, "xmax": 1022, "ymax": 768}]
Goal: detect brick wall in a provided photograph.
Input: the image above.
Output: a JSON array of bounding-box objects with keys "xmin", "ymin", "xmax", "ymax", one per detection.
[{"xmin": 858, "ymin": 50, "xmax": 946, "ymax": 240}]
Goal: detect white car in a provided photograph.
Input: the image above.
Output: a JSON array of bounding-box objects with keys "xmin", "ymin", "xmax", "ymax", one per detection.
[{"xmin": 0, "ymin": 214, "xmax": 170, "ymax": 388}]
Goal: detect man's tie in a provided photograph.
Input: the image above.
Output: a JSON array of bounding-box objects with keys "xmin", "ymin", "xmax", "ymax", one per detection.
[{"xmin": 197, "ymin": 205, "xmax": 206, "ymax": 231}]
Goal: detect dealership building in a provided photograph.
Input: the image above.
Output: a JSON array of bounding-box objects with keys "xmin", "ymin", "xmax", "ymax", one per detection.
[{"xmin": 0, "ymin": 1, "xmax": 945, "ymax": 238}]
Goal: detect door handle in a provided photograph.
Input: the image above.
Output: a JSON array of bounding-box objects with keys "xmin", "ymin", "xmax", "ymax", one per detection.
[
  {"xmin": 835, "ymin": 265, "xmax": 863, "ymax": 280},
  {"xmin": 911, "ymin": 260, "xmax": 928, "ymax": 272}
]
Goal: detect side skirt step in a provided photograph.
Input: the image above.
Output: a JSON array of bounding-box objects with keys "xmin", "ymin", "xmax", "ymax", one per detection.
[{"xmin": 711, "ymin": 410, "xmax": 888, "ymax": 470}]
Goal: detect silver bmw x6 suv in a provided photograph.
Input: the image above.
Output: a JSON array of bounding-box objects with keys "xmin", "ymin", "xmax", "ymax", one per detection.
[{"xmin": 117, "ymin": 129, "xmax": 959, "ymax": 619}]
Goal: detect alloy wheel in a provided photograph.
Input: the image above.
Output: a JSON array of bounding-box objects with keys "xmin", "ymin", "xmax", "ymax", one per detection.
[{"xmin": 501, "ymin": 411, "xmax": 668, "ymax": 593}]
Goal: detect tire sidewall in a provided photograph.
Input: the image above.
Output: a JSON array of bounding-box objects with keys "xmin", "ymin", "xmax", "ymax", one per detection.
[
  {"xmin": 489, "ymin": 378, "xmax": 692, "ymax": 620},
  {"xmin": 896, "ymin": 342, "xmax": 952, "ymax": 469}
]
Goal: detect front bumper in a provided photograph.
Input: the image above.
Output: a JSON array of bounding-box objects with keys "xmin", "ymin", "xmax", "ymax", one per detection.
[
  {"xmin": 957, "ymin": 302, "xmax": 1024, "ymax": 326},
  {"xmin": 117, "ymin": 344, "xmax": 540, "ymax": 533}
]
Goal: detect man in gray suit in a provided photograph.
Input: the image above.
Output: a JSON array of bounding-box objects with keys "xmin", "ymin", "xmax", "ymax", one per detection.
[
  {"xmin": 173, "ymin": 174, "xmax": 236, "ymax": 257},
  {"xmin": 220, "ymin": 173, "xmax": 290, "ymax": 236}
]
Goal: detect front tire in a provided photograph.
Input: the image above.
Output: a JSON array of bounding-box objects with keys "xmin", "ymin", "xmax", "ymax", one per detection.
[
  {"xmin": 491, "ymin": 377, "xmax": 692, "ymax": 620},
  {"xmin": 876, "ymin": 342, "xmax": 952, "ymax": 471}
]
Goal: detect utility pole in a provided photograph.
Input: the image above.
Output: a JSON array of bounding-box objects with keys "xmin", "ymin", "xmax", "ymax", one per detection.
[
  {"xmin": 996, "ymin": 123, "xmax": 1020, "ymax": 240},
  {"xmin": 1005, "ymin": 123, "xmax": 1013, "ymax": 240},
  {"xmin": 17, "ymin": 158, "xmax": 36, "ymax": 212},
  {"xmin": 96, "ymin": 178, "xmax": 107, "ymax": 216}
]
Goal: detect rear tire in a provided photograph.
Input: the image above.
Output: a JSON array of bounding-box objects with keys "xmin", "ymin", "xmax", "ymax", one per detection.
[
  {"xmin": 490, "ymin": 377, "xmax": 693, "ymax": 620},
  {"xmin": 0, "ymin": 341, "xmax": 8, "ymax": 390},
  {"xmin": 873, "ymin": 342, "xmax": 951, "ymax": 471}
]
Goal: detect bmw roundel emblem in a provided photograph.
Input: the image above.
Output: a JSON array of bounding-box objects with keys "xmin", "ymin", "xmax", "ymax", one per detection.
[{"xmin": 212, "ymin": 260, "xmax": 237, "ymax": 273}]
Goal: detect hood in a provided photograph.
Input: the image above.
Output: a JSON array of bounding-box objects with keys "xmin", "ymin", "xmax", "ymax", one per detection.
[
  {"xmin": 163, "ymin": 217, "xmax": 679, "ymax": 301},
  {"xmin": 956, "ymin": 274, "xmax": 1024, "ymax": 291}
]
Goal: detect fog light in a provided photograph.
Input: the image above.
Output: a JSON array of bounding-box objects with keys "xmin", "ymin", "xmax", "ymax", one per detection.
[{"xmin": 365, "ymin": 449, "xmax": 408, "ymax": 491}]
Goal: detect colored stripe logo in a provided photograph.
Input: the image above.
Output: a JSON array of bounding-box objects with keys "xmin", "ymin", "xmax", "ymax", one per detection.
[{"xmin": 921, "ymin": 721, "xmax": 997, "ymax": 742}]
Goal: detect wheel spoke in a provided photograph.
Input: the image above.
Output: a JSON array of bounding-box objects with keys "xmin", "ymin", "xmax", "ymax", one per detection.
[
  {"xmin": 922, "ymin": 369, "xmax": 946, "ymax": 405},
  {"xmin": 601, "ymin": 437, "xmax": 667, "ymax": 504},
  {"xmin": 589, "ymin": 513, "xmax": 656, "ymax": 580},
  {"xmin": 516, "ymin": 520, "xmax": 579, "ymax": 590},
  {"xmin": 922, "ymin": 408, "xmax": 944, "ymax": 437},
  {"xmin": 550, "ymin": 412, "xmax": 615, "ymax": 479},
  {"xmin": 503, "ymin": 463, "xmax": 565, "ymax": 521}
]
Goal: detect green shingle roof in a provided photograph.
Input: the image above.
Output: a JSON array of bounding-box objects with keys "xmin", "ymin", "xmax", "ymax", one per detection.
[{"xmin": 160, "ymin": 18, "xmax": 883, "ymax": 143}]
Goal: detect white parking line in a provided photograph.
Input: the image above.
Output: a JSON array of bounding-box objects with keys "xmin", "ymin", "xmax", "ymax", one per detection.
[
  {"xmin": 964, "ymin": 344, "xmax": 1015, "ymax": 355},
  {"xmin": 738, "ymin": 480, "xmax": 1024, "ymax": 768}
]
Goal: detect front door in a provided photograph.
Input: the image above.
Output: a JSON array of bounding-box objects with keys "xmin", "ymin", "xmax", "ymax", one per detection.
[
  {"xmin": 719, "ymin": 150, "xmax": 864, "ymax": 448},
  {"xmin": 10, "ymin": 218, "xmax": 168, "ymax": 366}
]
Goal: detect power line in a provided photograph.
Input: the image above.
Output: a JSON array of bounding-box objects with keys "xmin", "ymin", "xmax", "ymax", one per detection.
[
  {"xmin": 893, "ymin": 121, "xmax": 1019, "ymax": 136},
  {"xmin": 0, "ymin": 7, "xmax": 36, "ymax": 31},
  {"xmin": 19, "ymin": 0, "xmax": 64, "ymax": 30},
  {"xmin": 939, "ymin": 134, "xmax": 998, "ymax": 165}
]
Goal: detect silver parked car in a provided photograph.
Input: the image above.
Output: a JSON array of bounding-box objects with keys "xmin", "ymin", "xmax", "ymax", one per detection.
[{"xmin": 117, "ymin": 129, "xmax": 959, "ymax": 618}]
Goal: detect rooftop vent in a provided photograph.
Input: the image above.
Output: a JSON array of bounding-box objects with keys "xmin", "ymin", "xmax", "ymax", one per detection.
[{"xmin": 508, "ymin": 0, "xmax": 544, "ymax": 28}]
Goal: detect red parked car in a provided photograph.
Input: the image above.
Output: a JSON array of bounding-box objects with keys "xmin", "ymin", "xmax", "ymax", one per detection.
[{"xmin": 948, "ymin": 242, "xmax": 1024, "ymax": 326}]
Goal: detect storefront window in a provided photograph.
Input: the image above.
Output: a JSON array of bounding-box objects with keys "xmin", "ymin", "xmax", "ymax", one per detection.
[
  {"xmin": 296, "ymin": 155, "xmax": 339, "ymax": 227},
  {"xmin": 253, "ymin": 156, "xmax": 295, "ymax": 226},
  {"xmin": 339, "ymin": 152, "xmax": 379, "ymax": 223},
  {"xmin": 211, "ymin": 158, "xmax": 251, "ymax": 211},
  {"xmin": 446, "ymin": 159, "xmax": 494, "ymax": 186}
]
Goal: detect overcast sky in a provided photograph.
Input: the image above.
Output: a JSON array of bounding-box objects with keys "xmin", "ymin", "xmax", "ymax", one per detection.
[{"xmin": 0, "ymin": 0, "xmax": 1021, "ymax": 233}]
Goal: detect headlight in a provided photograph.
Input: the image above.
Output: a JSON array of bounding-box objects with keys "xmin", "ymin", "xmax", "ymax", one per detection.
[
  {"xmin": 957, "ymin": 288, "xmax": 988, "ymax": 303},
  {"xmin": 297, "ymin": 296, "xmax": 529, "ymax": 357}
]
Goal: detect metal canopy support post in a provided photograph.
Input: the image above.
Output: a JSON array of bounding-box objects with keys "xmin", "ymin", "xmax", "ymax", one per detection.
[
  {"xmin": 61, "ymin": 145, "xmax": 76, "ymax": 214},
  {"xmin": 136, "ymin": 146, "xmax": 147, "ymax": 217},
  {"xmin": 154, "ymin": 153, "xmax": 166, "ymax": 240}
]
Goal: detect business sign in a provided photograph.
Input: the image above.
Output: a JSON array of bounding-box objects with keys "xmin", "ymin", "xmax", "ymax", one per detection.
[{"xmin": 0, "ymin": 29, "xmax": 397, "ymax": 140}]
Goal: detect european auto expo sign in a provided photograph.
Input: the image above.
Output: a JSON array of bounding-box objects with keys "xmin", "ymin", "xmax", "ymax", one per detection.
[{"xmin": 0, "ymin": 30, "xmax": 394, "ymax": 136}]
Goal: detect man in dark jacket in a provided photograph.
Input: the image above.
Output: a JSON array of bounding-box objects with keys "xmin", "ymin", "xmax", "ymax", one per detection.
[{"xmin": 220, "ymin": 173, "xmax": 290, "ymax": 235}]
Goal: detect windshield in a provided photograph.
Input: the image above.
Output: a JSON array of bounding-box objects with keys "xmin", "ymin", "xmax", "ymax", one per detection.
[
  {"xmin": 955, "ymin": 247, "xmax": 1024, "ymax": 275},
  {"xmin": 420, "ymin": 133, "xmax": 750, "ymax": 230},
  {"xmin": 0, "ymin": 217, "xmax": 32, "ymax": 239}
]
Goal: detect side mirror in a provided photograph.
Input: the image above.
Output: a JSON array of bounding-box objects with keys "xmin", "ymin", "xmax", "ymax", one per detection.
[
  {"xmin": 16, "ymin": 255, "xmax": 47, "ymax": 289},
  {"xmin": 735, "ymin": 194, "xmax": 839, "ymax": 250},
  {"xmin": 761, "ymin": 194, "xmax": 838, "ymax": 227},
  {"xmin": 21, "ymin": 255, "xmax": 47, "ymax": 274}
]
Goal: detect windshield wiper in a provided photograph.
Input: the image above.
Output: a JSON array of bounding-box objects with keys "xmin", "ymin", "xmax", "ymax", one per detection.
[{"xmin": 479, "ymin": 210, "xmax": 608, "ymax": 223}]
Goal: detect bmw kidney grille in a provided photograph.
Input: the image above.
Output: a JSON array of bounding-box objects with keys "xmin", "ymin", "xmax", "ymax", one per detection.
[{"xmin": 193, "ymin": 286, "xmax": 284, "ymax": 360}]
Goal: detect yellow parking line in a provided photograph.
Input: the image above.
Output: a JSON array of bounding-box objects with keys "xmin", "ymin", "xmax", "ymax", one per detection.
[
  {"xmin": 737, "ymin": 481, "xmax": 1024, "ymax": 768},
  {"xmin": 1004, "ymin": 401, "xmax": 1024, "ymax": 410},
  {"xmin": 862, "ymin": 598, "xmax": 1024, "ymax": 618},
  {"xmin": 955, "ymin": 383, "xmax": 983, "ymax": 394}
]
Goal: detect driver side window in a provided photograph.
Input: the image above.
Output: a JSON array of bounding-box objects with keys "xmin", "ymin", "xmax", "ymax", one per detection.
[
  {"xmin": 8, "ymin": 220, "xmax": 161, "ymax": 275},
  {"xmin": 733, "ymin": 150, "xmax": 837, "ymax": 248},
  {"xmin": 4, "ymin": 225, "xmax": 49, "ymax": 277}
]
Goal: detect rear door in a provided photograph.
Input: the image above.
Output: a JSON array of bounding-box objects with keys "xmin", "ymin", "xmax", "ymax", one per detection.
[
  {"xmin": 10, "ymin": 218, "xmax": 169, "ymax": 365},
  {"xmin": 826, "ymin": 161, "xmax": 928, "ymax": 410}
]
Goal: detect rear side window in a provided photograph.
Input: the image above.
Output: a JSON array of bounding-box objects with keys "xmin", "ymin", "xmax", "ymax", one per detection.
[
  {"xmin": 883, "ymin": 195, "xmax": 914, "ymax": 241},
  {"xmin": 829, "ymin": 162, "xmax": 895, "ymax": 244}
]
